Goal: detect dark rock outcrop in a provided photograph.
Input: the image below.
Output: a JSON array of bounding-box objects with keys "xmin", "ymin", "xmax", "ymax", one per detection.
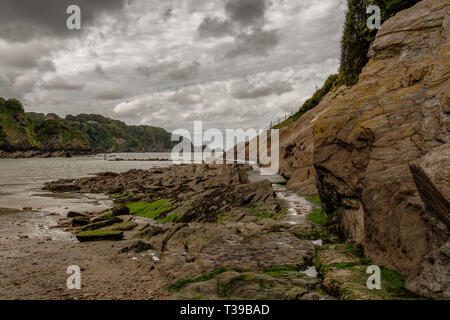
[{"xmin": 46, "ymin": 164, "xmax": 280, "ymax": 224}]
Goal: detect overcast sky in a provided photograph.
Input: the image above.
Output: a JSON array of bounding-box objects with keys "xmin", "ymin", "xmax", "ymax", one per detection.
[{"xmin": 0, "ymin": 0, "xmax": 346, "ymax": 132}]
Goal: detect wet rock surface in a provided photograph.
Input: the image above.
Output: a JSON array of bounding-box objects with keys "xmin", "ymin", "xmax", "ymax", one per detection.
[
  {"xmin": 408, "ymin": 144, "xmax": 450, "ymax": 298},
  {"xmin": 45, "ymin": 164, "xmax": 277, "ymax": 224},
  {"xmin": 1, "ymin": 163, "xmax": 425, "ymax": 300},
  {"xmin": 36, "ymin": 164, "xmax": 334, "ymax": 300}
]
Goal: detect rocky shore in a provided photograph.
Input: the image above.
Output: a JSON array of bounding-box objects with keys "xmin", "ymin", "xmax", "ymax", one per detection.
[
  {"xmin": 36, "ymin": 164, "xmax": 422, "ymax": 300},
  {"xmin": 2, "ymin": 0, "xmax": 446, "ymax": 301},
  {"xmin": 0, "ymin": 150, "xmax": 91, "ymax": 159}
]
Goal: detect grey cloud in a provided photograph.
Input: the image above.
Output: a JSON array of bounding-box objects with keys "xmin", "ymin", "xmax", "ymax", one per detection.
[
  {"xmin": 41, "ymin": 76, "xmax": 84, "ymax": 91},
  {"xmin": 95, "ymin": 64, "xmax": 107, "ymax": 77},
  {"xmin": 12, "ymin": 73, "xmax": 40, "ymax": 92},
  {"xmin": 167, "ymin": 61, "xmax": 201, "ymax": 80},
  {"xmin": 135, "ymin": 61, "xmax": 180, "ymax": 77},
  {"xmin": 231, "ymin": 81, "xmax": 293, "ymax": 99},
  {"xmin": 0, "ymin": 42, "xmax": 54, "ymax": 69},
  {"xmin": 135, "ymin": 66, "xmax": 153, "ymax": 77},
  {"xmin": 38, "ymin": 59, "xmax": 57, "ymax": 73},
  {"xmin": 95, "ymin": 88, "xmax": 128, "ymax": 100},
  {"xmin": 198, "ymin": 16, "xmax": 233, "ymax": 38},
  {"xmin": 225, "ymin": 29, "xmax": 279, "ymax": 58},
  {"xmin": 0, "ymin": 0, "xmax": 125, "ymax": 42},
  {"xmin": 225, "ymin": 0, "xmax": 267, "ymax": 27},
  {"xmin": 170, "ymin": 88, "xmax": 203, "ymax": 105},
  {"xmin": 163, "ymin": 8, "xmax": 173, "ymax": 21}
]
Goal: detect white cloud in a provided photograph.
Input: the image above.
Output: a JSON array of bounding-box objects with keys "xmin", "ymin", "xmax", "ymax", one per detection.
[
  {"xmin": 113, "ymin": 98, "xmax": 147, "ymax": 116},
  {"xmin": 12, "ymin": 73, "xmax": 40, "ymax": 92}
]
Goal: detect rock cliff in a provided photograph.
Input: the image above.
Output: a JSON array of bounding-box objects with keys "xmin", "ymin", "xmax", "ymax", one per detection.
[{"xmin": 279, "ymin": 0, "xmax": 449, "ymax": 298}]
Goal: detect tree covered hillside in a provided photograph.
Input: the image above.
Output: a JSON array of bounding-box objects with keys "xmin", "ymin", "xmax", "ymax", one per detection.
[
  {"xmin": 1, "ymin": 97, "xmax": 174, "ymax": 156},
  {"xmin": 0, "ymin": 97, "xmax": 90, "ymax": 153},
  {"xmin": 63, "ymin": 114, "xmax": 174, "ymax": 152}
]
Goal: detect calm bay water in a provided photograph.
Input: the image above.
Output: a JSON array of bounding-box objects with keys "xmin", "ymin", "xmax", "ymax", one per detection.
[{"xmin": 0, "ymin": 153, "xmax": 172, "ymax": 212}]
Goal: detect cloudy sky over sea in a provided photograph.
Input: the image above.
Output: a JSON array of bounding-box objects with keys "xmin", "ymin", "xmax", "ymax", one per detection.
[{"xmin": 0, "ymin": 0, "xmax": 346, "ymax": 131}]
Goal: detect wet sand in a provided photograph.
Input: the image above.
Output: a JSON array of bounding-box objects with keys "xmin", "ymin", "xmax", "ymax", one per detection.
[
  {"xmin": 0, "ymin": 154, "xmax": 173, "ymax": 299},
  {"xmin": 0, "ymin": 192, "xmax": 170, "ymax": 300}
]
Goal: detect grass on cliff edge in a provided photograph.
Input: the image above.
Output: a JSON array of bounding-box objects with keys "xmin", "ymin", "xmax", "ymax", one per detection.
[
  {"xmin": 273, "ymin": 74, "xmax": 339, "ymax": 130},
  {"xmin": 127, "ymin": 199, "xmax": 176, "ymax": 219}
]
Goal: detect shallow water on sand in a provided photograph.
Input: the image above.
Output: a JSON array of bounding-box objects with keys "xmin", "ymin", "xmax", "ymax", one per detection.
[
  {"xmin": 0, "ymin": 153, "xmax": 174, "ymax": 255},
  {"xmin": 0, "ymin": 153, "xmax": 172, "ymax": 212}
]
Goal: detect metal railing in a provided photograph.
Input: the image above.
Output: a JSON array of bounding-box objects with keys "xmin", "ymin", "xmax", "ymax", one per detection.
[{"xmin": 264, "ymin": 111, "xmax": 295, "ymax": 130}]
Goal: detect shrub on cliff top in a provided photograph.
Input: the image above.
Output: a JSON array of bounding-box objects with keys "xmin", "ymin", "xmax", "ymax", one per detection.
[
  {"xmin": 5, "ymin": 99, "xmax": 24, "ymax": 113},
  {"xmin": 339, "ymin": 0, "xmax": 422, "ymax": 86}
]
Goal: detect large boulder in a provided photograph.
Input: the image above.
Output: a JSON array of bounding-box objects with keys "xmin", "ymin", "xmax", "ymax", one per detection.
[
  {"xmin": 310, "ymin": 0, "xmax": 449, "ymax": 298},
  {"xmin": 408, "ymin": 144, "xmax": 450, "ymax": 298}
]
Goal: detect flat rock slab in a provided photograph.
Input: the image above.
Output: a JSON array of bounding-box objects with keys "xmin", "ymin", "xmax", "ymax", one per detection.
[{"xmin": 76, "ymin": 230, "xmax": 124, "ymax": 242}]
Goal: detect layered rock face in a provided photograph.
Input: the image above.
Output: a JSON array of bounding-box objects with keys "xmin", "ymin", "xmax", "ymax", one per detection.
[
  {"xmin": 409, "ymin": 144, "xmax": 449, "ymax": 297},
  {"xmin": 278, "ymin": 89, "xmax": 346, "ymax": 196},
  {"xmin": 311, "ymin": 0, "xmax": 449, "ymax": 298}
]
